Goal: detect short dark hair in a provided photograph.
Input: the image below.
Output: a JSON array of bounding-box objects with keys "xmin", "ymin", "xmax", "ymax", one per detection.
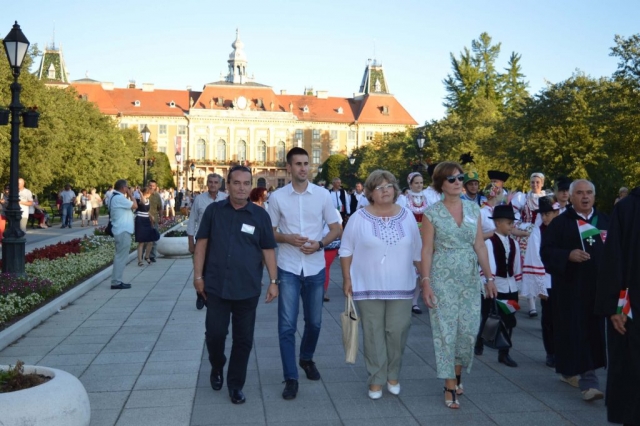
[
  {"xmin": 148, "ymin": 180, "xmax": 157, "ymax": 185},
  {"xmin": 432, "ymin": 161, "xmax": 463, "ymax": 193},
  {"xmin": 114, "ymin": 179, "xmax": 128, "ymax": 191},
  {"xmin": 286, "ymin": 147, "xmax": 308, "ymax": 164},
  {"xmin": 227, "ymin": 165, "xmax": 252, "ymax": 183}
]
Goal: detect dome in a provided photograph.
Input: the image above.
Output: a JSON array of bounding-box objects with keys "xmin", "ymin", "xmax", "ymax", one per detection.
[{"xmin": 228, "ymin": 29, "xmax": 247, "ymax": 62}]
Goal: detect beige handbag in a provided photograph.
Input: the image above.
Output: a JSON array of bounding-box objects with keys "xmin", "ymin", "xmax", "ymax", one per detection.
[{"xmin": 341, "ymin": 294, "xmax": 360, "ymax": 364}]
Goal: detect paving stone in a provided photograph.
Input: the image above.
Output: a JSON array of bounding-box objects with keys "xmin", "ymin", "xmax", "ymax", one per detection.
[
  {"xmin": 147, "ymin": 349, "xmax": 202, "ymax": 362},
  {"xmin": 80, "ymin": 373, "xmax": 138, "ymax": 392},
  {"xmin": 50, "ymin": 343, "xmax": 106, "ymax": 355},
  {"xmin": 92, "ymin": 351, "xmax": 150, "ymax": 365},
  {"xmin": 490, "ymin": 410, "xmax": 574, "ymax": 426},
  {"xmin": 89, "ymin": 409, "xmax": 121, "ymax": 426},
  {"xmin": 88, "ymin": 391, "xmax": 130, "ymax": 411},
  {"xmin": 84, "ymin": 362, "xmax": 145, "ymax": 377},
  {"xmin": 125, "ymin": 388, "xmax": 195, "ymax": 408},
  {"xmin": 133, "ymin": 372, "xmax": 197, "ymax": 390},
  {"xmin": 115, "ymin": 406, "xmax": 191, "ymax": 426}
]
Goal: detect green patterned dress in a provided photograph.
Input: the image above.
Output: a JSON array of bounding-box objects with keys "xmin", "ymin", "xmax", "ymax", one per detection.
[{"xmin": 424, "ymin": 200, "xmax": 482, "ymax": 379}]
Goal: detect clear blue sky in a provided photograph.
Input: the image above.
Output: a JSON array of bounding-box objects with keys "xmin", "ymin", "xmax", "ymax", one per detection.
[{"xmin": 3, "ymin": 0, "xmax": 638, "ymax": 124}]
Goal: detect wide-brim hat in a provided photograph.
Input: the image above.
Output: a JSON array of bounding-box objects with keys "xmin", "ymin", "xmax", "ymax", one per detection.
[
  {"xmin": 463, "ymin": 171, "xmax": 480, "ymax": 185},
  {"xmin": 555, "ymin": 176, "xmax": 571, "ymax": 191},
  {"xmin": 488, "ymin": 170, "xmax": 510, "ymax": 182},
  {"xmin": 489, "ymin": 204, "xmax": 516, "ymax": 221},
  {"xmin": 535, "ymin": 196, "xmax": 560, "ymax": 213}
]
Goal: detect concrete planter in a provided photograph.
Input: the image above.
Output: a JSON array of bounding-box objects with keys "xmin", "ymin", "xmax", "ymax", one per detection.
[
  {"xmin": 0, "ymin": 365, "xmax": 90, "ymax": 426},
  {"xmin": 157, "ymin": 235, "xmax": 190, "ymax": 258}
]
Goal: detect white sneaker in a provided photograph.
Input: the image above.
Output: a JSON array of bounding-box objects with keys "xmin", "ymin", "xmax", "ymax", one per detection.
[
  {"xmin": 368, "ymin": 389, "xmax": 382, "ymax": 400},
  {"xmin": 560, "ymin": 375, "xmax": 579, "ymax": 388},
  {"xmin": 387, "ymin": 382, "xmax": 401, "ymax": 395},
  {"xmin": 582, "ymin": 388, "xmax": 604, "ymax": 402}
]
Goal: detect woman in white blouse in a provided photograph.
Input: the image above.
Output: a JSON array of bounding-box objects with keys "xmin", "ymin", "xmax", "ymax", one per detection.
[{"xmin": 340, "ymin": 170, "xmax": 422, "ymax": 400}]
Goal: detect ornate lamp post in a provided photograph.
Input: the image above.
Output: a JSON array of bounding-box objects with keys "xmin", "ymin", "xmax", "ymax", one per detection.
[
  {"xmin": 140, "ymin": 124, "xmax": 151, "ymax": 186},
  {"xmin": 1, "ymin": 22, "xmax": 33, "ymax": 274},
  {"xmin": 189, "ymin": 162, "xmax": 196, "ymax": 195},
  {"xmin": 175, "ymin": 152, "xmax": 182, "ymax": 190},
  {"xmin": 415, "ymin": 130, "xmax": 426, "ymax": 172}
]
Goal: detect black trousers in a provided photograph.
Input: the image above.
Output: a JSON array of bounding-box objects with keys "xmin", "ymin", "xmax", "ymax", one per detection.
[
  {"xmin": 540, "ymin": 288, "xmax": 554, "ymax": 356},
  {"xmin": 205, "ymin": 293, "xmax": 260, "ymax": 390}
]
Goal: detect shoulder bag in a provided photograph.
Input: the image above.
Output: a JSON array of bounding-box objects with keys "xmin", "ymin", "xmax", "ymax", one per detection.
[{"xmin": 341, "ymin": 294, "xmax": 360, "ymax": 364}]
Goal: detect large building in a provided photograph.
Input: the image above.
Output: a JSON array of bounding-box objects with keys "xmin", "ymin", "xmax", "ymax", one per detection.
[{"xmin": 39, "ymin": 30, "xmax": 417, "ymax": 189}]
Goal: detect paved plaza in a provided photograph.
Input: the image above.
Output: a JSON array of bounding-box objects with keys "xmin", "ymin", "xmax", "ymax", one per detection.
[{"xmin": 0, "ymin": 249, "xmax": 609, "ymax": 425}]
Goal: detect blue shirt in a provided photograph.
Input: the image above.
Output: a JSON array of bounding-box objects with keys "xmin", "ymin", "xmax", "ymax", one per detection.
[{"xmin": 110, "ymin": 192, "xmax": 134, "ymax": 235}]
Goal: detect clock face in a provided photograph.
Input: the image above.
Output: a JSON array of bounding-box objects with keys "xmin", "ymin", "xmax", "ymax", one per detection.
[{"xmin": 237, "ymin": 96, "xmax": 247, "ymax": 110}]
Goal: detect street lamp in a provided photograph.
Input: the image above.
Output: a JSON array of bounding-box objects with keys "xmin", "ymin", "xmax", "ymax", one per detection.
[
  {"xmin": 140, "ymin": 124, "xmax": 151, "ymax": 186},
  {"xmin": 189, "ymin": 162, "xmax": 196, "ymax": 195},
  {"xmin": 349, "ymin": 153, "xmax": 356, "ymax": 165},
  {"xmin": 1, "ymin": 22, "xmax": 32, "ymax": 275},
  {"xmin": 415, "ymin": 130, "xmax": 426, "ymax": 171},
  {"xmin": 175, "ymin": 152, "xmax": 182, "ymax": 190}
]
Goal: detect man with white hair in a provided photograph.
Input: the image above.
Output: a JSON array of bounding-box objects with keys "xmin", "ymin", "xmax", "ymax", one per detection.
[{"xmin": 540, "ymin": 179, "xmax": 609, "ymax": 402}]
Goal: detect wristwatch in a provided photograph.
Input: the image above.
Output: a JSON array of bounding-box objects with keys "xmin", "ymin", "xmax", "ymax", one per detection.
[
  {"xmin": 270, "ymin": 279, "xmax": 280, "ymax": 285},
  {"xmin": 316, "ymin": 240, "xmax": 324, "ymax": 252}
]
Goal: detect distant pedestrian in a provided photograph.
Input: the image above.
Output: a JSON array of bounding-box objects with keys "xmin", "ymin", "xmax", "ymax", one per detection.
[
  {"xmin": 145, "ymin": 180, "xmax": 164, "ymax": 263},
  {"xmin": 59, "ymin": 184, "xmax": 76, "ymax": 228},
  {"xmin": 135, "ymin": 187, "xmax": 159, "ymax": 266},
  {"xmin": 90, "ymin": 188, "xmax": 102, "ymax": 226},
  {"xmin": 109, "ymin": 179, "xmax": 137, "ymax": 290},
  {"xmin": 18, "ymin": 178, "xmax": 34, "ymax": 233}
]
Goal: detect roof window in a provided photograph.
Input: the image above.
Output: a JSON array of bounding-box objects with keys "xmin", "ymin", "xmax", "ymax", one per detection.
[
  {"xmin": 169, "ymin": 100, "xmax": 176, "ymax": 108},
  {"xmin": 337, "ymin": 107, "xmax": 343, "ymax": 114},
  {"xmin": 302, "ymin": 105, "xmax": 309, "ymax": 113},
  {"xmin": 134, "ymin": 100, "xmax": 141, "ymax": 107}
]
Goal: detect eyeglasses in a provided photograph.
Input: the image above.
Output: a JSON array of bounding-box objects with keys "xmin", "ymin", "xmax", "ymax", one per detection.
[
  {"xmin": 374, "ymin": 183, "xmax": 394, "ymax": 192},
  {"xmin": 446, "ymin": 174, "xmax": 465, "ymax": 184}
]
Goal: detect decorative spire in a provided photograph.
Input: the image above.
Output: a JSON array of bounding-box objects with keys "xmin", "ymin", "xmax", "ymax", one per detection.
[{"xmin": 225, "ymin": 28, "xmax": 254, "ymax": 84}]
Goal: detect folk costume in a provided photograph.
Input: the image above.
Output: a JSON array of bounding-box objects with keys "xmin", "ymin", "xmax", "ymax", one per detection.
[
  {"xmin": 596, "ymin": 187, "xmax": 640, "ymax": 425},
  {"xmin": 540, "ymin": 205, "xmax": 608, "ymax": 388},
  {"xmin": 460, "ymin": 171, "xmax": 486, "ymax": 207}
]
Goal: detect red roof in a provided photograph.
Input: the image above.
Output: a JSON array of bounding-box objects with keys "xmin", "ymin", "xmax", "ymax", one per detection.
[{"xmin": 356, "ymin": 94, "xmax": 417, "ymax": 125}]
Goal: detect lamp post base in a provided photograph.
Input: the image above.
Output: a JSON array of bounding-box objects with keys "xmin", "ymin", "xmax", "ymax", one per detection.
[{"xmin": 1, "ymin": 236, "xmax": 26, "ymax": 275}]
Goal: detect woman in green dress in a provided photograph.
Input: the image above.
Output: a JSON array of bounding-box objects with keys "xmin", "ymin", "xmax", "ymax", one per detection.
[{"xmin": 419, "ymin": 161, "xmax": 497, "ymax": 409}]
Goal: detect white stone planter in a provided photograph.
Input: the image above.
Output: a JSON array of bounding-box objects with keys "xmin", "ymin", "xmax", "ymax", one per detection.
[
  {"xmin": 0, "ymin": 365, "xmax": 90, "ymax": 426},
  {"xmin": 157, "ymin": 235, "xmax": 190, "ymax": 258}
]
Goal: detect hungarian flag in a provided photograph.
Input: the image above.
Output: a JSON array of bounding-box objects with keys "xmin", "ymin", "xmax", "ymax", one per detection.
[
  {"xmin": 617, "ymin": 289, "xmax": 633, "ymax": 319},
  {"xmin": 577, "ymin": 220, "xmax": 600, "ymax": 240},
  {"xmin": 496, "ymin": 299, "xmax": 520, "ymax": 315}
]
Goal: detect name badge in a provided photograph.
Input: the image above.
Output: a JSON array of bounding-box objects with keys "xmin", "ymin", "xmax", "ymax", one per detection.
[
  {"xmin": 241, "ymin": 223, "xmax": 255, "ymax": 235},
  {"xmin": 464, "ymin": 215, "xmax": 476, "ymax": 224}
]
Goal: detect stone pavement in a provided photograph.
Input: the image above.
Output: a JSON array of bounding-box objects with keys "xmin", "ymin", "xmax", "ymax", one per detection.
[{"xmin": 0, "ymin": 255, "xmax": 609, "ymax": 425}]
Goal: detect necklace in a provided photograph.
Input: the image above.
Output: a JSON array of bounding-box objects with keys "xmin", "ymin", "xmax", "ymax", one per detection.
[{"xmin": 406, "ymin": 191, "xmax": 427, "ymax": 214}]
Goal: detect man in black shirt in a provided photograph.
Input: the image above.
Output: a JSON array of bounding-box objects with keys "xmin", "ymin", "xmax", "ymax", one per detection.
[{"xmin": 194, "ymin": 166, "xmax": 278, "ymax": 405}]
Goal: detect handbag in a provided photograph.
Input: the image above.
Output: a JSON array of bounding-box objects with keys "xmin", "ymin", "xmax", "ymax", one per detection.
[
  {"xmin": 105, "ymin": 220, "xmax": 114, "ymax": 237},
  {"xmin": 481, "ymin": 299, "xmax": 512, "ymax": 350},
  {"xmin": 341, "ymin": 294, "xmax": 360, "ymax": 364}
]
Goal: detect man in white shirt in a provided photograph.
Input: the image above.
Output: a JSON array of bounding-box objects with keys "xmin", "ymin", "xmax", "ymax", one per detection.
[
  {"xmin": 187, "ymin": 173, "xmax": 228, "ymax": 255},
  {"xmin": 110, "ymin": 179, "xmax": 138, "ymax": 289},
  {"xmin": 18, "ymin": 178, "xmax": 34, "ymax": 233},
  {"xmin": 269, "ymin": 147, "xmax": 341, "ymax": 400}
]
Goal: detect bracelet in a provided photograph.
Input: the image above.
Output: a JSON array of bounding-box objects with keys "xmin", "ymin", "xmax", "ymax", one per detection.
[
  {"xmin": 420, "ymin": 277, "xmax": 431, "ymax": 283},
  {"xmin": 194, "ymin": 277, "xmax": 204, "ymax": 280},
  {"xmin": 486, "ymin": 277, "xmax": 495, "ymax": 282}
]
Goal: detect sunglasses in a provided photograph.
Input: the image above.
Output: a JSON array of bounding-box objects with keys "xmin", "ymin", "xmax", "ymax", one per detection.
[{"xmin": 446, "ymin": 174, "xmax": 465, "ymax": 184}]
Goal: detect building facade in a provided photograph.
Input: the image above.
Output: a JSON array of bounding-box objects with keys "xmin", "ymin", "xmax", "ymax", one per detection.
[{"xmin": 44, "ymin": 30, "xmax": 417, "ymax": 189}]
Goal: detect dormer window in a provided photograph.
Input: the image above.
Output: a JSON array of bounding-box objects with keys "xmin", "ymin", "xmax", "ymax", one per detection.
[
  {"xmin": 374, "ymin": 78, "xmax": 382, "ymax": 92},
  {"xmin": 302, "ymin": 105, "xmax": 309, "ymax": 113},
  {"xmin": 337, "ymin": 107, "xmax": 343, "ymax": 114},
  {"xmin": 134, "ymin": 100, "xmax": 141, "ymax": 107},
  {"xmin": 47, "ymin": 63, "xmax": 56, "ymax": 79},
  {"xmin": 169, "ymin": 100, "xmax": 176, "ymax": 108},
  {"xmin": 382, "ymin": 105, "xmax": 389, "ymax": 115}
]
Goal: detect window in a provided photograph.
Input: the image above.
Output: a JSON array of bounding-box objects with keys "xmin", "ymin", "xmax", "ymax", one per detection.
[
  {"xmin": 196, "ymin": 139, "xmax": 206, "ymax": 160},
  {"xmin": 159, "ymin": 124, "xmax": 167, "ymax": 135},
  {"xmin": 177, "ymin": 125, "xmax": 186, "ymax": 135},
  {"xmin": 348, "ymin": 130, "xmax": 356, "ymax": 140},
  {"xmin": 277, "ymin": 178, "xmax": 285, "ymax": 188},
  {"xmin": 312, "ymin": 129, "xmax": 321, "ymax": 141},
  {"xmin": 47, "ymin": 64, "xmax": 55, "ymax": 79},
  {"xmin": 158, "ymin": 147, "xmax": 166, "ymax": 154},
  {"xmin": 366, "ymin": 131, "xmax": 374, "ymax": 141},
  {"xmin": 295, "ymin": 129, "xmax": 303, "ymax": 142},
  {"xmin": 330, "ymin": 130, "xmax": 338, "ymax": 140},
  {"xmin": 277, "ymin": 141, "xmax": 286, "ymax": 162},
  {"xmin": 217, "ymin": 139, "xmax": 226, "ymax": 161},
  {"xmin": 237, "ymin": 140, "xmax": 247, "ymax": 162},
  {"xmin": 312, "ymin": 148, "xmax": 321, "ymax": 164},
  {"xmin": 119, "ymin": 123, "xmax": 128, "ymax": 130},
  {"xmin": 257, "ymin": 140, "xmax": 266, "ymax": 162},
  {"xmin": 138, "ymin": 123, "xmax": 147, "ymax": 132}
]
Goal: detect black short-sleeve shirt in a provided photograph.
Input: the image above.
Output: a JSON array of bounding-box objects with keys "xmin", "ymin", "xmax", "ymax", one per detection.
[{"xmin": 195, "ymin": 199, "xmax": 276, "ymax": 300}]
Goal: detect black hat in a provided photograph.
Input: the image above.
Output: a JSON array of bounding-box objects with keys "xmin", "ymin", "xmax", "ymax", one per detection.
[
  {"xmin": 426, "ymin": 163, "xmax": 439, "ymax": 178},
  {"xmin": 535, "ymin": 196, "xmax": 560, "ymax": 213},
  {"xmin": 555, "ymin": 176, "xmax": 571, "ymax": 191},
  {"xmin": 489, "ymin": 204, "xmax": 516, "ymax": 221},
  {"xmin": 488, "ymin": 170, "xmax": 510, "ymax": 182}
]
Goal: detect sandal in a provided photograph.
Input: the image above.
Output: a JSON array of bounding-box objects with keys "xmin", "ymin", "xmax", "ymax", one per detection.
[
  {"xmin": 444, "ymin": 387, "xmax": 459, "ymax": 409},
  {"xmin": 145, "ymin": 258, "xmax": 151, "ymax": 265},
  {"xmin": 455, "ymin": 374, "xmax": 464, "ymax": 395},
  {"xmin": 138, "ymin": 261, "xmax": 144, "ymax": 267}
]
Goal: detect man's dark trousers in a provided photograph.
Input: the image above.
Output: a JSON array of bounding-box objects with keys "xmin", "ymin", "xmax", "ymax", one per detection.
[{"xmin": 205, "ymin": 293, "xmax": 260, "ymax": 390}]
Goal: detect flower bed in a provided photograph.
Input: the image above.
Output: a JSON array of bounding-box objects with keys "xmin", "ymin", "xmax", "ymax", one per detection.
[
  {"xmin": 94, "ymin": 216, "xmax": 183, "ymax": 236},
  {"xmin": 0, "ymin": 236, "xmax": 116, "ymax": 329}
]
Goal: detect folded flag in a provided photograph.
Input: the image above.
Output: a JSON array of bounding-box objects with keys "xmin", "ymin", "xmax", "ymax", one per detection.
[
  {"xmin": 577, "ymin": 219, "xmax": 600, "ymax": 240},
  {"xmin": 617, "ymin": 289, "xmax": 633, "ymax": 319},
  {"xmin": 496, "ymin": 299, "xmax": 520, "ymax": 315}
]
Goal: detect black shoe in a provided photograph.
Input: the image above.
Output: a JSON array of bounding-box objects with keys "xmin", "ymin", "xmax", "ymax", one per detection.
[
  {"xmin": 474, "ymin": 344, "xmax": 483, "ymax": 356},
  {"xmin": 196, "ymin": 294, "xmax": 207, "ymax": 310},
  {"xmin": 529, "ymin": 309, "xmax": 538, "ymax": 318},
  {"xmin": 282, "ymin": 379, "xmax": 298, "ymax": 400},
  {"xmin": 498, "ymin": 353, "xmax": 518, "ymax": 367},
  {"xmin": 210, "ymin": 370, "xmax": 223, "ymax": 391},
  {"xmin": 61, "ymin": 225, "xmax": 66, "ymax": 228},
  {"xmin": 299, "ymin": 359, "xmax": 321, "ymax": 380},
  {"xmin": 229, "ymin": 389, "xmax": 245, "ymax": 404},
  {"xmin": 150, "ymin": 257, "xmax": 156, "ymax": 263},
  {"xmin": 545, "ymin": 354, "xmax": 556, "ymax": 368},
  {"xmin": 110, "ymin": 282, "xmax": 131, "ymax": 290},
  {"xmin": 411, "ymin": 305, "xmax": 423, "ymax": 314}
]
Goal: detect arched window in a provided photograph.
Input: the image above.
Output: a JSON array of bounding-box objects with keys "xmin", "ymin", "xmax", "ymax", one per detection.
[
  {"xmin": 196, "ymin": 139, "xmax": 206, "ymax": 160},
  {"xmin": 257, "ymin": 140, "xmax": 266, "ymax": 162},
  {"xmin": 277, "ymin": 141, "xmax": 286, "ymax": 162},
  {"xmin": 217, "ymin": 139, "xmax": 226, "ymax": 161},
  {"xmin": 237, "ymin": 140, "xmax": 247, "ymax": 162}
]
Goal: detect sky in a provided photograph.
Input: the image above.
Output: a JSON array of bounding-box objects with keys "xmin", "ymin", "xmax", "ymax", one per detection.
[{"xmin": 3, "ymin": 0, "xmax": 639, "ymax": 124}]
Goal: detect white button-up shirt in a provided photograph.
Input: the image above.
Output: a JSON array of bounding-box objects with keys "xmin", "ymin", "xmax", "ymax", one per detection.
[
  {"xmin": 484, "ymin": 233, "xmax": 522, "ymax": 293},
  {"xmin": 187, "ymin": 191, "xmax": 228, "ymax": 237},
  {"xmin": 269, "ymin": 182, "xmax": 339, "ymax": 276}
]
